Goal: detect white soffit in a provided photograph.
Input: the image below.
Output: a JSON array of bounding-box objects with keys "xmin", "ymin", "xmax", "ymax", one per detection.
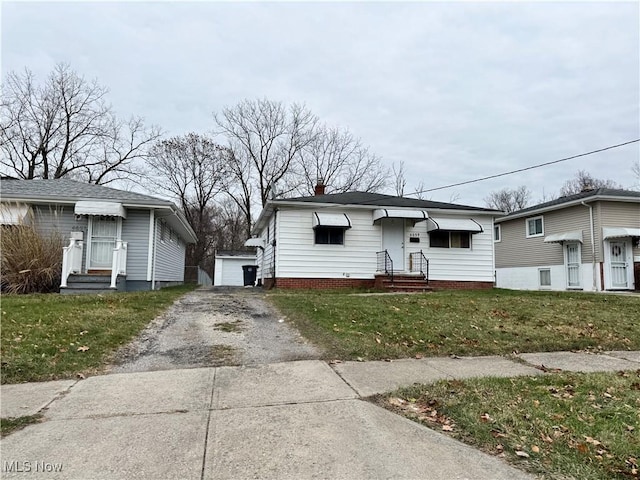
[
  {"xmin": 74, "ymin": 201, "xmax": 126, "ymax": 218},
  {"xmin": 312, "ymin": 212, "xmax": 352, "ymax": 228},
  {"xmin": 372, "ymin": 209, "xmax": 428, "ymax": 222},
  {"xmin": 426, "ymin": 217, "xmax": 483, "ymax": 233},
  {"xmin": 603, "ymin": 227, "xmax": 640, "ymax": 239},
  {"xmin": 544, "ymin": 230, "xmax": 584, "ymax": 244},
  {"xmin": 244, "ymin": 237, "xmax": 265, "ymax": 248},
  {"xmin": 0, "ymin": 203, "xmax": 30, "ymax": 225}
]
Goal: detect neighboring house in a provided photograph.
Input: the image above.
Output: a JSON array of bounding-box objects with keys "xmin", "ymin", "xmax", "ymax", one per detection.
[
  {"xmin": 0, "ymin": 178, "xmax": 197, "ymax": 293},
  {"xmin": 245, "ymin": 184, "xmax": 502, "ymax": 290},
  {"xmin": 213, "ymin": 250, "xmax": 256, "ymax": 287},
  {"xmin": 495, "ymin": 188, "xmax": 640, "ymax": 292}
]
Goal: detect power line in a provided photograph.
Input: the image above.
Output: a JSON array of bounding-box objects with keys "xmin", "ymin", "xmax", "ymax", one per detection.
[{"xmin": 410, "ymin": 138, "xmax": 640, "ymax": 195}]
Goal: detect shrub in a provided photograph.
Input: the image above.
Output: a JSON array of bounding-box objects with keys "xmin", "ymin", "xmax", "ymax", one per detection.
[{"xmin": 1, "ymin": 225, "xmax": 64, "ymax": 294}]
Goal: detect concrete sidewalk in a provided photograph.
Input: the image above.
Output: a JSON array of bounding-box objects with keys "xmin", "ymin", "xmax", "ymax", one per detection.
[{"xmin": 1, "ymin": 351, "xmax": 638, "ymax": 480}]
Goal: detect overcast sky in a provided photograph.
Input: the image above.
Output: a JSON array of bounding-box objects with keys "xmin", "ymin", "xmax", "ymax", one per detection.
[{"xmin": 2, "ymin": 1, "xmax": 639, "ymax": 207}]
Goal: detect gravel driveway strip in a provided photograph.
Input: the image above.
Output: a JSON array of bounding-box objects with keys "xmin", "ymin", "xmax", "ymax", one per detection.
[{"xmin": 109, "ymin": 286, "xmax": 321, "ymax": 373}]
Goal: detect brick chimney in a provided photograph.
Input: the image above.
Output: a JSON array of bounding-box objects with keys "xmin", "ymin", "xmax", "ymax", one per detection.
[{"xmin": 314, "ymin": 178, "xmax": 325, "ymax": 196}]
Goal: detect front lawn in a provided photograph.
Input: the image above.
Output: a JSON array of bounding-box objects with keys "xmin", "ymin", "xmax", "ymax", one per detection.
[
  {"xmin": 270, "ymin": 289, "xmax": 640, "ymax": 360},
  {"xmin": 379, "ymin": 371, "xmax": 640, "ymax": 479},
  {"xmin": 0, "ymin": 285, "xmax": 196, "ymax": 384}
]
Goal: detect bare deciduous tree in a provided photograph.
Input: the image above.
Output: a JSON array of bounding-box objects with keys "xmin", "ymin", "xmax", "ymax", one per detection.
[
  {"xmin": 631, "ymin": 160, "xmax": 640, "ymax": 190},
  {"xmin": 0, "ymin": 64, "xmax": 160, "ymax": 184},
  {"xmin": 214, "ymin": 98, "xmax": 318, "ymax": 208},
  {"xmin": 145, "ymin": 133, "xmax": 231, "ymax": 267},
  {"xmin": 484, "ymin": 185, "xmax": 531, "ymax": 213},
  {"xmin": 296, "ymin": 125, "xmax": 387, "ymax": 195},
  {"xmin": 391, "ymin": 161, "xmax": 407, "ymax": 197},
  {"xmin": 559, "ymin": 170, "xmax": 622, "ymax": 197}
]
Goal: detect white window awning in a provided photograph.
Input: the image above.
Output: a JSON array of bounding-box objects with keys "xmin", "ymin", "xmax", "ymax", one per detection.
[
  {"xmin": 0, "ymin": 203, "xmax": 31, "ymax": 225},
  {"xmin": 372, "ymin": 209, "xmax": 428, "ymax": 222},
  {"xmin": 312, "ymin": 212, "xmax": 352, "ymax": 229},
  {"xmin": 74, "ymin": 201, "xmax": 126, "ymax": 218},
  {"xmin": 544, "ymin": 230, "xmax": 583, "ymax": 244},
  {"xmin": 244, "ymin": 237, "xmax": 265, "ymax": 248},
  {"xmin": 603, "ymin": 227, "xmax": 640, "ymax": 239},
  {"xmin": 426, "ymin": 217, "xmax": 483, "ymax": 233}
]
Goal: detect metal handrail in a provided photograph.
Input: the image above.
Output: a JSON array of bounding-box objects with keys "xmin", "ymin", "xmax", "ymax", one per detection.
[
  {"xmin": 376, "ymin": 250, "xmax": 394, "ymax": 284},
  {"xmin": 410, "ymin": 250, "xmax": 429, "ymax": 283}
]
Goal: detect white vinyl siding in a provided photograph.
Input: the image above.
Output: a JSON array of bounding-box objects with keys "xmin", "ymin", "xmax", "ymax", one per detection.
[
  {"xmin": 272, "ymin": 208, "xmax": 495, "ymax": 282},
  {"xmin": 276, "ymin": 208, "xmax": 380, "ymax": 279},
  {"xmin": 406, "ymin": 216, "xmax": 495, "ymax": 282}
]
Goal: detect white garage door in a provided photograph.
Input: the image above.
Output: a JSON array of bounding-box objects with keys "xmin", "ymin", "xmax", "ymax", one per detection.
[{"xmin": 214, "ymin": 256, "xmax": 256, "ymax": 286}]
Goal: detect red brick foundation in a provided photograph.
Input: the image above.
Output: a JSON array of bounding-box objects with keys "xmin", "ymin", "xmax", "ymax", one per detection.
[
  {"xmin": 272, "ymin": 277, "xmax": 375, "ymax": 289},
  {"xmin": 268, "ymin": 277, "xmax": 493, "ymax": 290},
  {"xmin": 427, "ymin": 280, "xmax": 494, "ymax": 290}
]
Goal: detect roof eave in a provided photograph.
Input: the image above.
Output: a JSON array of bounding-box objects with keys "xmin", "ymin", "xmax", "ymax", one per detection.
[
  {"xmin": 496, "ymin": 194, "xmax": 640, "ymax": 223},
  {"xmin": 251, "ymin": 199, "xmax": 502, "ymax": 234}
]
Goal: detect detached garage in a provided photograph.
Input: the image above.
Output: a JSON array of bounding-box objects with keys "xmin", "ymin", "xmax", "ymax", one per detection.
[{"xmin": 213, "ymin": 250, "xmax": 257, "ymax": 286}]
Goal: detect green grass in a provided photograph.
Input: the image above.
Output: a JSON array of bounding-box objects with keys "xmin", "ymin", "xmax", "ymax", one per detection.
[
  {"xmin": 379, "ymin": 371, "xmax": 640, "ymax": 479},
  {"xmin": 0, "ymin": 414, "xmax": 43, "ymax": 437},
  {"xmin": 214, "ymin": 320, "xmax": 245, "ymax": 333},
  {"xmin": 269, "ymin": 289, "xmax": 640, "ymax": 360},
  {"xmin": 0, "ymin": 285, "xmax": 196, "ymax": 384}
]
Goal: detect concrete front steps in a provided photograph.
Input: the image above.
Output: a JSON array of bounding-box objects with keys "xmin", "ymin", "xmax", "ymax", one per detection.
[
  {"xmin": 60, "ymin": 274, "xmax": 126, "ymax": 295},
  {"xmin": 375, "ymin": 273, "xmax": 432, "ymax": 292}
]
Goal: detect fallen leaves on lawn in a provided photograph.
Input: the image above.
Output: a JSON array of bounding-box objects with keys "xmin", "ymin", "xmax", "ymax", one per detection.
[
  {"xmin": 515, "ymin": 450, "xmax": 529, "ymax": 458},
  {"xmin": 76, "ymin": 346, "xmax": 90, "ymax": 352}
]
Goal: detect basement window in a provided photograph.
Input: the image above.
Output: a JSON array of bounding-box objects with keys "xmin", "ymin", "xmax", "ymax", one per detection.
[{"xmin": 539, "ymin": 268, "xmax": 551, "ymax": 288}]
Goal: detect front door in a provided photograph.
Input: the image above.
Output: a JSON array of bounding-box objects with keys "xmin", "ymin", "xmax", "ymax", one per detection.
[
  {"xmin": 609, "ymin": 241, "xmax": 628, "ymax": 289},
  {"xmin": 565, "ymin": 243, "xmax": 581, "ymax": 288},
  {"xmin": 381, "ymin": 218, "xmax": 405, "ymax": 271},
  {"xmin": 88, "ymin": 217, "xmax": 119, "ymax": 270}
]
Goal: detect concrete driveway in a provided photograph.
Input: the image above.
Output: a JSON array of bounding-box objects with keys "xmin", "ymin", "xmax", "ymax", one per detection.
[{"xmin": 109, "ymin": 287, "xmax": 321, "ymax": 373}]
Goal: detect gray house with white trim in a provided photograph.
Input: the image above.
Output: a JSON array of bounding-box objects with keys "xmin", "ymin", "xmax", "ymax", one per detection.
[
  {"xmin": 1, "ymin": 178, "xmax": 197, "ymax": 293},
  {"xmin": 495, "ymin": 188, "xmax": 640, "ymax": 291}
]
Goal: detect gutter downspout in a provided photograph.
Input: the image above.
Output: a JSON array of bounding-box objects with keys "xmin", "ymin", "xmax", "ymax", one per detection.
[
  {"xmin": 581, "ymin": 201, "xmax": 597, "ymax": 291},
  {"xmin": 272, "ymin": 209, "xmax": 278, "ymax": 288},
  {"xmin": 152, "ymin": 216, "xmax": 158, "ymax": 290}
]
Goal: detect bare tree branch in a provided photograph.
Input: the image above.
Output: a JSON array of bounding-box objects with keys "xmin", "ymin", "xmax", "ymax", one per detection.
[
  {"xmin": 484, "ymin": 186, "xmax": 531, "ymax": 213},
  {"xmin": 0, "ymin": 63, "xmax": 160, "ymax": 184},
  {"xmin": 145, "ymin": 133, "xmax": 231, "ymax": 267}
]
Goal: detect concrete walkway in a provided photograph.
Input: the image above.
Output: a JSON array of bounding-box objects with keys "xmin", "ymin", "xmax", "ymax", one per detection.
[{"xmin": 1, "ymin": 350, "xmax": 639, "ymax": 479}]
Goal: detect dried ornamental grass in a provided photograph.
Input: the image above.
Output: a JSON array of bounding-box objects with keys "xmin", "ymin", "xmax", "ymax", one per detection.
[{"xmin": 1, "ymin": 224, "xmax": 64, "ymax": 294}]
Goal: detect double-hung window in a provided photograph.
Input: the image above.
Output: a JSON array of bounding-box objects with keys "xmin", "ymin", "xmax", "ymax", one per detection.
[{"xmin": 526, "ymin": 216, "xmax": 544, "ymax": 237}]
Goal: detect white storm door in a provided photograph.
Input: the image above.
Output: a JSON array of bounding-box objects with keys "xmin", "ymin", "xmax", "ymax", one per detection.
[
  {"xmin": 381, "ymin": 218, "xmax": 405, "ymax": 271},
  {"xmin": 565, "ymin": 243, "xmax": 581, "ymax": 288},
  {"xmin": 88, "ymin": 217, "xmax": 119, "ymax": 270},
  {"xmin": 609, "ymin": 241, "xmax": 628, "ymax": 289}
]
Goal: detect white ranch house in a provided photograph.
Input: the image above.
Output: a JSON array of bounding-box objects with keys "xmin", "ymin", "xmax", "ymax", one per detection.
[
  {"xmin": 245, "ymin": 186, "xmax": 502, "ymax": 290},
  {"xmin": 0, "ymin": 178, "xmax": 197, "ymax": 293}
]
